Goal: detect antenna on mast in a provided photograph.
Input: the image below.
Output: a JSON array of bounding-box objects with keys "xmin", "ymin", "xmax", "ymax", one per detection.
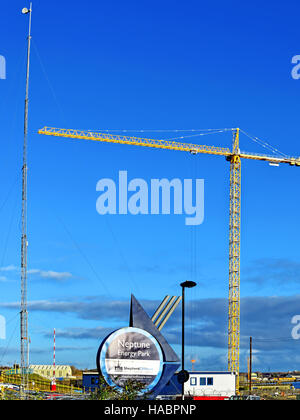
[
  {"xmin": 20, "ymin": 2, "xmax": 32, "ymax": 399},
  {"xmin": 51, "ymin": 328, "xmax": 57, "ymax": 392}
]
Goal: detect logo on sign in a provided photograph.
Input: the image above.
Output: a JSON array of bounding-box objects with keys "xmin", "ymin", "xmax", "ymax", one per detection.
[{"xmin": 97, "ymin": 327, "xmax": 164, "ymax": 393}]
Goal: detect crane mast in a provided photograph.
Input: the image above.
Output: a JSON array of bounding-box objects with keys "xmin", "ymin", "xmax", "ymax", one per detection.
[{"xmin": 228, "ymin": 129, "xmax": 241, "ymax": 390}]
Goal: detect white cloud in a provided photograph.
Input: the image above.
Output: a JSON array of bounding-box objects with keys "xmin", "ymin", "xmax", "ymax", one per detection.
[
  {"xmin": 28, "ymin": 269, "xmax": 72, "ymax": 281},
  {"xmin": 0, "ymin": 265, "xmax": 73, "ymax": 282},
  {"xmin": 40, "ymin": 270, "xmax": 72, "ymax": 280},
  {"xmin": 0, "ymin": 265, "xmax": 18, "ymax": 272},
  {"xmin": 27, "ymin": 269, "xmax": 39, "ymax": 275}
]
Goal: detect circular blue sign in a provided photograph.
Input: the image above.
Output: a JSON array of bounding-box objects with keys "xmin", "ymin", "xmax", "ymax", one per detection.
[{"xmin": 98, "ymin": 327, "xmax": 164, "ymax": 393}]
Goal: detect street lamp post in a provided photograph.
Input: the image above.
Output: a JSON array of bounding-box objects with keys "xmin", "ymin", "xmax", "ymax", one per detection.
[{"xmin": 180, "ymin": 281, "xmax": 197, "ymax": 399}]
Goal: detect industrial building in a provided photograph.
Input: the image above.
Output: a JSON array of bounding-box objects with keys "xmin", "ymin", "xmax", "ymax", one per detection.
[
  {"xmin": 159, "ymin": 372, "xmax": 236, "ymax": 399},
  {"xmin": 82, "ymin": 371, "xmax": 236, "ymax": 399},
  {"xmin": 82, "ymin": 371, "xmax": 100, "ymax": 393},
  {"xmin": 29, "ymin": 365, "xmax": 73, "ymax": 380}
]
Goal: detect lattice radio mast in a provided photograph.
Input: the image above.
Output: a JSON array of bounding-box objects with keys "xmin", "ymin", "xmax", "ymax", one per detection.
[{"xmin": 20, "ymin": 3, "xmax": 32, "ymax": 398}]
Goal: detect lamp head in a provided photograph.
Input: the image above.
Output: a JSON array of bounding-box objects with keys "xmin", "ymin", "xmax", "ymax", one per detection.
[
  {"xmin": 22, "ymin": 7, "xmax": 30, "ymax": 14},
  {"xmin": 180, "ymin": 281, "xmax": 197, "ymax": 289}
]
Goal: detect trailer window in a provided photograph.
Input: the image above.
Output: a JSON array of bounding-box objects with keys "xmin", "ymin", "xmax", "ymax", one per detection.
[
  {"xmin": 190, "ymin": 377, "xmax": 197, "ymax": 386},
  {"xmin": 207, "ymin": 377, "xmax": 214, "ymax": 386},
  {"xmin": 200, "ymin": 377, "xmax": 206, "ymax": 386}
]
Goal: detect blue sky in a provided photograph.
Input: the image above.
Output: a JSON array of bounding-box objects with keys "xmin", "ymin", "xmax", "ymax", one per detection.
[{"xmin": 0, "ymin": 0, "xmax": 300, "ymax": 372}]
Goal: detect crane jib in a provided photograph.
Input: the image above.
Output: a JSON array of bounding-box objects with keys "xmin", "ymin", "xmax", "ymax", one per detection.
[{"xmin": 38, "ymin": 127, "xmax": 300, "ymax": 166}]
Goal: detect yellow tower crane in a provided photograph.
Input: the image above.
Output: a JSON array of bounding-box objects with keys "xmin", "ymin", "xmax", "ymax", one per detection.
[{"xmin": 38, "ymin": 126, "xmax": 300, "ymax": 392}]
